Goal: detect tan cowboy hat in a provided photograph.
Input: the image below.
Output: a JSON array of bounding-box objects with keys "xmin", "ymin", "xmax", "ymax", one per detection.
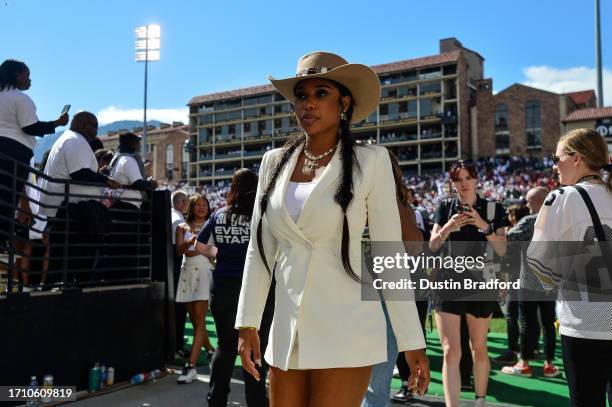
[{"xmin": 267, "ymin": 51, "xmax": 381, "ymax": 123}]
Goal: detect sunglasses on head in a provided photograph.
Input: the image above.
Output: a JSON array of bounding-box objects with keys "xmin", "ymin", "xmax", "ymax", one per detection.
[
  {"xmin": 549, "ymin": 152, "xmax": 576, "ymax": 165},
  {"xmin": 450, "ymin": 160, "xmax": 475, "ymax": 170}
]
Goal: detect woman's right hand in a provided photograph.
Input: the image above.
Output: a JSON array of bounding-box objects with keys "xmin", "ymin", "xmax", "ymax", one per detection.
[
  {"xmin": 445, "ymin": 213, "xmax": 470, "ymax": 233},
  {"xmin": 238, "ymin": 328, "xmax": 262, "ymax": 381},
  {"xmin": 54, "ymin": 112, "xmax": 69, "ymax": 127}
]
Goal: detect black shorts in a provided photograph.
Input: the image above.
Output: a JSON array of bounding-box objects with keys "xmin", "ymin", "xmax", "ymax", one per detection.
[{"xmin": 434, "ymin": 299, "xmax": 498, "ymax": 318}]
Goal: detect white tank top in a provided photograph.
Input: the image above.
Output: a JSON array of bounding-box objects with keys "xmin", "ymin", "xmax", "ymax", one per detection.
[{"xmin": 285, "ymin": 181, "xmax": 317, "ymax": 222}]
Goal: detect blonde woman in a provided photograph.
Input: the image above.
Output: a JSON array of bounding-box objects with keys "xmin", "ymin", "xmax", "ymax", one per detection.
[{"xmin": 528, "ymin": 129, "xmax": 612, "ymax": 407}]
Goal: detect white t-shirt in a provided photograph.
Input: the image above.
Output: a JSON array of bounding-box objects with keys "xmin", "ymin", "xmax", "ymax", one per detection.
[
  {"xmin": 39, "ymin": 129, "xmax": 101, "ymax": 218},
  {"xmin": 26, "ymin": 173, "xmax": 47, "ymax": 240},
  {"xmin": 0, "ymin": 88, "xmax": 39, "ymax": 149},
  {"xmin": 413, "ymin": 206, "xmax": 425, "ymax": 231},
  {"xmin": 285, "ymin": 181, "xmax": 317, "ymax": 222},
  {"xmin": 108, "ymin": 155, "xmax": 144, "ymax": 209},
  {"xmin": 171, "ymin": 207, "xmax": 185, "ymax": 245},
  {"xmin": 527, "ymin": 182, "xmax": 612, "ymax": 340}
]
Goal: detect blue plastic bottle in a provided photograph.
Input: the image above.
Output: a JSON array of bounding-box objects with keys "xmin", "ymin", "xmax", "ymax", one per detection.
[
  {"xmin": 26, "ymin": 376, "xmax": 39, "ymax": 406},
  {"xmin": 130, "ymin": 373, "xmax": 147, "ymax": 384}
]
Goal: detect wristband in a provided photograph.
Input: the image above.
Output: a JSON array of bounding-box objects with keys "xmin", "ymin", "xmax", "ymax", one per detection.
[{"xmin": 481, "ymin": 222, "xmax": 495, "ymax": 236}]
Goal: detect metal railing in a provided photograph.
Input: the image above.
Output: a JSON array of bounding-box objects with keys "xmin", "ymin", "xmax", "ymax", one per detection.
[{"xmin": 0, "ymin": 150, "xmax": 155, "ymax": 292}]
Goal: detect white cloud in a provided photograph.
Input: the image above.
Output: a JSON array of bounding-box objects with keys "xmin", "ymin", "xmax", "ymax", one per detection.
[
  {"xmin": 97, "ymin": 105, "xmax": 188, "ymax": 125},
  {"xmin": 521, "ymin": 65, "xmax": 612, "ymax": 105}
]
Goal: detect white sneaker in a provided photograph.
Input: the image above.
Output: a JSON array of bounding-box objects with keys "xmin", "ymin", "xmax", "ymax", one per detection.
[
  {"xmin": 392, "ymin": 366, "xmax": 400, "ymax": 378},
  {"xmin": 177, "ymin": 364, "xmax": 197, "ymax": 384},
  {"xmin": 475, "ymin": 397, "xmax": 487, "ymax": 407}
]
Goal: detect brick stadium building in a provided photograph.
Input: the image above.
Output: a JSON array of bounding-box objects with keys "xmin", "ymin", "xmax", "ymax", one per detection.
[
  {"xmin": 474, "ymin": 87, "xmax": 597, "ymax": 157},
  {"xmin": 178, "ymin": 38, "xmax": 599, "ymax": 185}
]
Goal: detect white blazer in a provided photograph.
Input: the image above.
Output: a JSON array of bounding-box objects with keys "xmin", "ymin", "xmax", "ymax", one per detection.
[{"xmin": 236, "ymin": 143, "xmax": 426, "ymax": 370}]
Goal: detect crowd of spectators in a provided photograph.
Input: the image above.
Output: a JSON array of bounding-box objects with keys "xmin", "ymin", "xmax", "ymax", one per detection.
[{"xmin": 159, "ymin": 156, "xmax": 562, "ymax": 220}]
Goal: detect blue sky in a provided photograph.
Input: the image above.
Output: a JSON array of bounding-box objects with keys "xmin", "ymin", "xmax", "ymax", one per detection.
[{"xmin": 2, "ymin": 0, "xmax": 611, "ymax": 125}]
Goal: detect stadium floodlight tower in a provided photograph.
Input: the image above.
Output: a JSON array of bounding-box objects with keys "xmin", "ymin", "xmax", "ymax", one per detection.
[{"xmin": 135, "ymin": 24, "xmax": 161, "ymax": 157}]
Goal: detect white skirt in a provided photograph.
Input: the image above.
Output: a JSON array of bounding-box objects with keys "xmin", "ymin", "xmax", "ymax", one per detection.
[{"xmin": 176, "ymin": 255, "xmax": 212, "ymax": 303}]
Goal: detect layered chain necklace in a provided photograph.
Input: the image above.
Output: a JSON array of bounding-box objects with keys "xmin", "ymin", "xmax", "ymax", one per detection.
[
  {"xmin": 190, "ymin": 220, "xmax": 205, "ymax": 235},
  {"xmin": 577, "ymin": 174, "xmax": 601, "ymax": 183},
  {"xmin": 302, "ymin": 142, "xmax": 338, "ymax": 175}
]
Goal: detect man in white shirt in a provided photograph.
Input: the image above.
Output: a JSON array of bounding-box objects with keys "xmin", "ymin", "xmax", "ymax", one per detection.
[
  {"xmin": 171, "ymin": 189, "xmax": 189, "ymax": 356},
  {"xmin": 105, "ymin": 132, "xmax": 157, "ymax": 279},
  {"xmin": 171, "ymin": 190, "xmax": 188, "ymax": 244},
  {"xmin": 107, "ymin": 132, "xmax": 157, "ymax": 210},
  {"xmin": 41, "ymin": 112, "xmax": 119, "ymax": 218},
  {"xmin": 41, "ymin": 112, "xmax": 119, "ymax": 282}
]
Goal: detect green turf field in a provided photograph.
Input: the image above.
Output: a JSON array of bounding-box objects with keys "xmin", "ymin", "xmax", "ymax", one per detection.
[{"xmin": 181, "ymin": 315, "xmax": 570, "ymax": 407}]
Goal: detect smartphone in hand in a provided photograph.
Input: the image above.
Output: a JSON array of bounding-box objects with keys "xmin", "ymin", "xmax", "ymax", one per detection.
[{"xmin": 61, "ymin": 104, "xmax": 71, "ymax": 115}]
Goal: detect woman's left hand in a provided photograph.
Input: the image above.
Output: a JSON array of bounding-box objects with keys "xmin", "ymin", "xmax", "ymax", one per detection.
[
  {"xmin": 187, "ymin": 235, "xmax": 197, "ymax": 246},
  {"xmin": 404, "ymin": 349, "xmax": 430, "ymax": 396},
  {"xmin": 465, "ymin": 207, "xmax": 488, "ymax": 230}
]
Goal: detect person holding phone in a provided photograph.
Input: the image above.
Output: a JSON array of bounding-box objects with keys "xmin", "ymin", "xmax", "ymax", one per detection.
[
  {"xmin": 429, "ymin": 160, "xmax": 508, "ymax": 407},
  {"xmin": 0, "ymin": 59, "xmax": 69, "ymax": 242}
]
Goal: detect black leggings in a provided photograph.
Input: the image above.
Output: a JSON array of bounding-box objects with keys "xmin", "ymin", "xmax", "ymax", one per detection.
[
  {"xmin": 506, "ymin": 295, "xmax": 520, "ymax": 353},
  {"xmin": 0, "ymin": 137, "xmax": 32, "ymax": 242},
  {"xmin": 561, "ymin": 335, "xmax": 612, "ymax": 407},
  {"xmin": 519, "ymin": 301, "xmax": 556, "ymax": 360},
  {"xmin": 208, "ymin": 277, "xmax": 274, "ymax": 407}
]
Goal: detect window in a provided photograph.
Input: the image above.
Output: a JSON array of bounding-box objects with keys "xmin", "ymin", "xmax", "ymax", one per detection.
[
  {"xmin": 494, "ymin": 104, "xmax": 509, "ymax": 130},
  {"xmin": 182, "ymin": 142, "xmax": 189, "ymax": 180},
  {"xmin": 419, "ymin": 82, "xmax": 441, "ymax": 96},
  {"xmin": 244, "ymin": 108, "xmax": 258, "ymax": 119},
  {"xmin": 166, "ymin": 144, "xmax": 174, "ymax": 180},
  {"xmin": 495, "ymin": 104, "xmax": 510, "ymax": 154},
  {"xmin": 397, "ymin": 85, "xmax": 417, "ymax": 98},
  {"xmin": 443, "ymin": 64, "xmax": 457, "ymax": 75},
  {"xmin": 198, "ymin": 128, "xmax": 213, "ymax": 144},
  {"xmin": 525, "ymin": 100, "xmax": 541, "ymax": 148},
  {"xmin": 388, "ymin": 103, "xmax": 399, "ymax": 120},
  {"xmin": 419, "ymin": 99, "xmax": 433, "ymax": 119},
  {"xmin": 198, "ymin": 114, "xmax": 213, "ymax": 125},
  {"xmin": 381, "ymin": 88, "xmax": 398, "ymax": 99},
  {"xmin": 405, "ymin": 100, "xmax": 418, "ymax": 119},
  {"xmin": 379, "ymin": 104, "xmax": 389, "ymax": 116},
  {"xmin": 419, "ymin": 68, "xmax": 442, "ymax": 80},
  {"xmin": 244, "ymin": 95, "xmax": 273, "ymax": 106}
]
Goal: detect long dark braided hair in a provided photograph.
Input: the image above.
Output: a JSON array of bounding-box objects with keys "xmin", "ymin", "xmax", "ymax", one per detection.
[{"xmin": 256, "ymin": 80, "xmax": 362, "ymax": 282}]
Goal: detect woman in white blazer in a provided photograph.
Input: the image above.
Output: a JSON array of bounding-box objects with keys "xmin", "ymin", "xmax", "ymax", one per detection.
[{"xmin": 235, "ymin": 51, "xmax": 429, "ymax": 407}]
